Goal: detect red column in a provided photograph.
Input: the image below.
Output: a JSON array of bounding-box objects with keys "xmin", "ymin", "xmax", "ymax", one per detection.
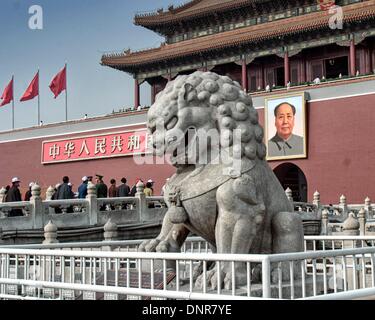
[
  {"xmin": 242, "ymin": 60, "xmax": 248, "ymax": 92},
  {"xmin": 284, "ymin": 51, "xmax": 290, "ymax": 86},
  {"xmin": 370, "ymin": 44, "xmax": 374, "ymax": 73},
  {"xmin": 301, "ymin": 58, "xmax": 306, "ymax": 83},
  {"xmin": 261, "ymin": 63, "xmax": 265, "ymax": 89},
  {"xmin": 350, "ymin": 38, "xmax": 356, "ymax": 76},
  {"xmin": 134, "ymin": 79, "xmax": 140, "ymax": 108}
]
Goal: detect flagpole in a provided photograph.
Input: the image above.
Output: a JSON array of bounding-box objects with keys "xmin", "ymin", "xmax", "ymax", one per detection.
[
  {"xmin": 65, "ymin": 62, "xmax": 68, "ymax": 122},
  {"xmin": 12, "ymin": 75, "xmax": 14, "ymax": 130},
  {"xmin": 38, "ymin": 68, "xmax": 40, "ymax": 125}
]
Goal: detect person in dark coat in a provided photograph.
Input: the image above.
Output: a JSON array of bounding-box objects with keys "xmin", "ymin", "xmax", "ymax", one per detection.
[
  {"xmin": 108, "ymin": 178, "xmax": 117, "ymax": 210},
  {"xmin": 95, "ymin": 174, "xmax": 108, "ymax": 211},
  {"xmin": 24, "ymin": 182, "xmax": 34, "ymax": 201},
  {"xmin": 78, "ymin": 176, "xmax": 88, "ymax": 199},
  {"xmin": 108, "ymin": 179, "xmax": 117, "ymax": 198},
  {"xmin": 95, "ymin": 174, "xmax": 108, "ymax": 198},
  {"xmin": 117, "ymin": 178, "xmax": 130, "ymax": 197},
  {"xmin": 117, "ymin": 177, "xmax": 130, "ymax": 209},
  {"xmin": 5, "ymin": 177, "xmax": 23, "ymax": 217},
  {"xmin": 55, "ymin": 176, "xmax": 75, "ymax": 213}
]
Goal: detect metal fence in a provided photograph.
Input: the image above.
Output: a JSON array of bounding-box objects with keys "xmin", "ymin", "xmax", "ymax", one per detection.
[
  {"xmin": 304, "ymin": 236, "xmax": 375, "ymax": 251},
  {"xmin": 1, "ymin": 236, "xmax": 375, "ymax": 300}
]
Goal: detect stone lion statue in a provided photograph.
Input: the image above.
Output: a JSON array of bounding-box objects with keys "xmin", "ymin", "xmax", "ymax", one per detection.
[{"xmin": 139, "ymin": 71, "xmax": 304, "ymax": 289}]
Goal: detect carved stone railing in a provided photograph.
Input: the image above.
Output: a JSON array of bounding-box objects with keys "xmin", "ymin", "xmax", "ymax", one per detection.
[
  {"xmin": 1, "ymin": 183, "xmax": 374, "ymax": 241},
  {"xmin": 0, "ymin": 182, "xmax": 167, "ymax": 237},
  {"xmin": 0, "ymin": 201, "xmax": 33, "ymax": 218},
  {"xmin": 286, "ymin": 189, "xmax": 375, "ymax": 236}
]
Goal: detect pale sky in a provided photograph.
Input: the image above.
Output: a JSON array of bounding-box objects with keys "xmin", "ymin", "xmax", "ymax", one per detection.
[{"xmin": 0, "ymin": 0, "xmax": 180, "ymax": 131}]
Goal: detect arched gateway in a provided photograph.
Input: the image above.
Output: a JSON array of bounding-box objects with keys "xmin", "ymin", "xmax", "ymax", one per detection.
[{"xmin": 273, "ymin": 163, "xmax": 307, "ymax": 202}]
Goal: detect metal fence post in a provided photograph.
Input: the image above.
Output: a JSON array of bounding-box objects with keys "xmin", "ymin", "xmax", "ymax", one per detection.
[
  {"xmin": 136, "ymin": 181, "xmax": 146, "ymax": 222},
  {"xmin": 86, "ymin": 182, "xmax": 98, "ymax": 226},
  {"xmin": 262, "ymin": 257, "xmax": 271, "ymax": 299},
  {"xmin": 30, "ymin": 183, "xmax": 43, "ymax": 229}
]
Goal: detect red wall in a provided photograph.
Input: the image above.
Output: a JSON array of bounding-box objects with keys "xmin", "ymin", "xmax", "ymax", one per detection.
[
  {"xmin": 258, "ymin": 93, "xmax": 375, "ymax": 204},
  {"xmin": 0, "ymin": 124, "xmax": 175, "ymax": 197},
  {"xmin": 1, "ymin": 93, "xmax": 375, "ymax": 203}
]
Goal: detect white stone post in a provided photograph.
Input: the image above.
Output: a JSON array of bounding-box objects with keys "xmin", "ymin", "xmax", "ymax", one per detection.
[
  {"xmin": 342, "ymin": 212, "xmax": 361, "ymax": 290},
  {"xmin": 102, "ymin": 219, "xmax": 119, "ymax": 252},
  {"xmin": 103, "ymin": 219, "xmax": 118, "ymax": 241},
  {"xmin": 43, "ymin": 220, "xmax": 59, "ymax": 244},
  {"xmin": 313, "ymin": 191, "xmax": 320, "ymax": 207},
  {"xmin": 46, "ymin": 186, "xmax": 55, "ymax": 214},
  {"xmin": 364, "ymin": 197, "xmax": 373, "ymax": 220},
  {"xmin": 86, "ymin": 182, "xmax": 98, "ymax": 226},
  {"xmin": 0, "ymin": 187, "xmax": 6, "ymax": 203},
  {"xmin": 285, "ymin": 187, "xmax": 293, "ymax": 203},
  {"xmin": 321, "ymin": 209, "xmax": 329, "ymax": 235},
  {"xmin": 339, "ymin": 194, "xmax": 348, "ymax": 220},
  {"xmin": 313, "ymin": 190, "xmax": 322, "ymax": 218},
  {"xmin": 136, "ymin": 181, "xmax": 146, "ymax": 222},
  {"xmin": 30, "ymin": 184, "xmax": 44, "ymax": 229},
  {"xmin": 342, "ymin": 212, "xmax": 359, "ymax": 236},
  {"xmin": 358, "ymin": 208, "xmax": 366, "ymax": 236}
]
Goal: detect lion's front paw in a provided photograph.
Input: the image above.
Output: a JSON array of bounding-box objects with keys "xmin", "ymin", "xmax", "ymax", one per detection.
[
  {"xmin": 138, "ymin": 239, "xmax": 161, "ymax": 252},
  {"xmin": 155, "ymin": 240, "xmax": 171, "ymax": 252}
]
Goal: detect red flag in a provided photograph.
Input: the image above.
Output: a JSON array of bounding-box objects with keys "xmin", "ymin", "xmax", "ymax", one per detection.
[
  {"xmin": 49, "ymin": 66, "xmax": 66, "ymax": 98},
  {"xmin": 0, "ymin": 78, "xmax": 14, "ymax": 107},
  {"xmin": 20, "ymin": 72, "xmax": 39, "ymax": 102}
]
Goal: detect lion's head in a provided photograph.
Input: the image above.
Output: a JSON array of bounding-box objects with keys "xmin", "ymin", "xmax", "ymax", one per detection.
[{"xmin": 147, "ymin": 71, "xmax": 266, "ymax": 167}]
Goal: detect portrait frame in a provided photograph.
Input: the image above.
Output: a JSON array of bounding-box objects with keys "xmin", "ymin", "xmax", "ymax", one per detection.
[{"xmin": 264, "ymin": 91, "xmax": 307, "ymax": 161}]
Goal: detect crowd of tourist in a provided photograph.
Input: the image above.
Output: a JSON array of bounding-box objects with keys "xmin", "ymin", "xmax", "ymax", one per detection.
[{"xmin": 2, "ymin": 175, "xmax": 157, "ymax": 216}]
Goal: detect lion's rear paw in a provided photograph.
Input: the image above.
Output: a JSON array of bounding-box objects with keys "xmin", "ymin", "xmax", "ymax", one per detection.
[
  {"xmin": 195, "ymin": 268, "xmax": 222, "ymax": 290},
  {"xmin": 223, "ymin": 270, "xmax": 248, "ymax": 290}
]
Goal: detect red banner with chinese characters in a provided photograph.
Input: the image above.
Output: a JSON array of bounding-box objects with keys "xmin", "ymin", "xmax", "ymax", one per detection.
[{"xmin": 42, "ymin": 129, "xmax": 150, "ymax": 164}]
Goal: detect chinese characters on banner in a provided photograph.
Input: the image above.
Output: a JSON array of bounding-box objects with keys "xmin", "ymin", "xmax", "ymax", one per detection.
[{"xmin": 42, "ymin": 130, "xmax": 150, "ymax": 164}]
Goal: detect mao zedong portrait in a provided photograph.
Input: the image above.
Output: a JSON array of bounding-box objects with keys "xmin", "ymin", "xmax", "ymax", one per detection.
[{"xmin": 267, "ymin": 102, "xmax": 304, "ymax": 157}]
